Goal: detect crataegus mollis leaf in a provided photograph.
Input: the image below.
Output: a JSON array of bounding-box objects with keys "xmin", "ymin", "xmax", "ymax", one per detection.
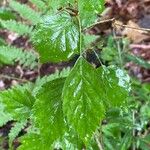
[
  {"xmin": 33, "ymin": 78, "xmax": 66, "ymax": 146},
  {"xmin": 78, "ymin": 0, "xmax": 105, "ymax": 27},
  {"xmin": 32, "ymin": 12, "xmax": 79, "ymax": 63},
  {"xmin": 97, "ymin": 66, "xmax": 131, "ymax": 107},
  {"xmin": 63, "ymin": 57, "xmax": 105, "ymax": 144}
]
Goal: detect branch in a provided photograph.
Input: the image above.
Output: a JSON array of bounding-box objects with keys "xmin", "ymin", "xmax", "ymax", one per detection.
[
  {"xmin": 130, "ymin": 44, "xmax": 150, "ymax": 50},
  {"xmin": 83, "ymin": 18, "xmax": 150, "ymax": 33},
  {"xmin": 0, "ymin": 74, "xmax": 28, "ymax": 82}
]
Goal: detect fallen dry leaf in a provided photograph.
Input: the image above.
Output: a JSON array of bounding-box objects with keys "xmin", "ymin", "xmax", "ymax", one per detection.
[{"xmin": 122, "ymin": 20, "xmax": 149, "ymax": 43}]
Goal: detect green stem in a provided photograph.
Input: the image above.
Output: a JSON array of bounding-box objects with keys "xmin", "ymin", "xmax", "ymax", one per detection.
[
  {"xmin": 77, "ymin": 17, "xmax": 82, "ymax": 56},
  {"xmin": 76, "ymin": 0, "xmax": 82, "ymax": 56},
  {"xmin": 112, "ymin": 28, "xmax": 123, "ymax": 68}
]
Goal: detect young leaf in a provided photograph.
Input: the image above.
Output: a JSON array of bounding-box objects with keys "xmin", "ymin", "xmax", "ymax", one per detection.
[
  {"xmin": 97, "ymin": 66, "xmax": 131, "ymax": 107},
  {"xmin": 63, "ymin": 57, "xmax": 105, "ymax": 144},
  {"xmin": 33, "ymin": 78, "xmax": 66, "ymax": 146},
  {"xmin": 32, "ymin": 12, "xmax": 79, "ymax": 63},
  {"xmin": 0, "ymin": 85, "xmax": 35, "ymax": 121},
  {"xmin": 78, "ymin": 0, "xmax": 105, "ymax": 27},
  {"xmin": 29, "ymin": 0, "xmax": 46, "ymax": 11}
]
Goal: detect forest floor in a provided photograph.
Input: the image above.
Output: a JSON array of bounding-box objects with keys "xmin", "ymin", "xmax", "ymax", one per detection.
[{"xmin": 0, "ymin": 0, "xmax": 150, "ymax": 149}]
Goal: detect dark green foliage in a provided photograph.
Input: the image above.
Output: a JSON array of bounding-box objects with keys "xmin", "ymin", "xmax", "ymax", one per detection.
[
  {"xmin": 0, "ymin": 0, "xmax": 136, "ymax": 149},
  {"xmin": 63, "ymin": 57, "xmax": 105, "ymax": 144},
  {"xmin": 32, "ymin": 12, "xmax": 79, "ymax": 63},
  {"xmin": 0, "ymin": 8, "xmax": 16, "ymax": 20},
  {"xmin": 33, "ymin": 78, "xmax": 66, "ymax": 146},
  {"xmin": 97, "ymin": 65, "xmax": 131, "ymax": 107}
]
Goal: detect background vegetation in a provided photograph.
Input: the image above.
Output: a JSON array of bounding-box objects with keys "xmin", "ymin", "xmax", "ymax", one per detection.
[{"xmin": 0, "ymin": 0, "xmax": 150, "ymax": 150}]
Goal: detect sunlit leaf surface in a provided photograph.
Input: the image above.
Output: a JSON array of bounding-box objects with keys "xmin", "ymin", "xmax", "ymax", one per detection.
[
  {"xmin": 32, "ymin": 12, "xmax": 79, "ymax": 63},
  {"xmin": 97, "ymin": 66, "xmax": 131, "ymax": 107},
  {"xmin": 33, "ymin": 78, "xmax": 66, "ymax": 145},
  {"xmin": 63, "ymin": 57, "xmax": 105, "ymax": 144}
]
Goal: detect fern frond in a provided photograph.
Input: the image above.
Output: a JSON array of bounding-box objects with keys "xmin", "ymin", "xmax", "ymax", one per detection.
[
  {"xmin": 29, "ymin": 0, "xmax": 46, "ymax": 11},
  {"xmin": 0, "ymin": 84, "xmax": 35, "ymax": 121},
  {"xmin": 0, "ymin": 19, "xmax": 33, "ymax": 36},
  {"xmin": 0, "ymin": 46, "xmax": 38, "ymax": 69},
  {"xmin": 0, "ymin": 103, "xmax": 12, "ymax": 127},
  {"xmin": 32, "ymin": 67, "xmax": 70, "ymax": 96},
  {"xmin": 9, "ymin": 120, "xmax": 27, "ymax": 148},
  {"xmin": 9, "ymin": 0, "xmax": 41, "ymax": 24}
]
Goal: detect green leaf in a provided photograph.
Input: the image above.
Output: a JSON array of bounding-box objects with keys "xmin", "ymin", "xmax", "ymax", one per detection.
[
  {"xmin": 0, "ymin": 19, "xmax": 33, "ymax": 36},
  {"xmin": 0, "ymin": 46, "xmax": 38, "ymax": 69},
  {"xmin": 83, "ymin": 34, "xmax": 98, "ymax": 49},
  {"xmin": 55, "ymin": 126, "xmax": 83, "ymax": 150},
  {"xmin": 139, "ymin": 135, "xmax": 150, "ymax": 150},
  {"xmin": 29, "ymin": 0, "xmax": 47, "ymax": 11},
  {"xmin": 119, "ymin": 131, "xmax": 132, "ymax": 150},
  {"xmin": 0, "ymin": 85, "xmax": 35, "ymax": 121},
  {"xmin": 63, "ymin": 57, "xmax": 105, "ymax": 144},
  {"xmin": 0, "ymin": 103, "xmax": 12, "ymax": 127},
  {"xmin": 0, "ymin": 7, "xmax": 16, "ymax": 20},
  {"xmin": 32, "ymin": 12, "xmax": 79, "ymax": 63},
  {"xmin": 32, "ymin": 67, "xmax": 70, "ymax": 96},
  {"xmin": 47, "ymin": 0, "xmax": 74, "ymax": 12},
  {"xmin": 97, "ymin": 66, "xmax": 131, "ymax": 107},
  {"xmin": 18, "ymin": 133, "xmax": 45, "ymax": 150},
  {"xmin": 78, "ymin": 0, "xmax": 105, "ymax": 27},
  {"xmin": 33, "ymin": 78, "xmax": 66, "ymax": 146},
  {"xmin": 9, "ymin": 120, "xmax": 27, "ymax": 147},
  {"xmin": 9, "ymin": 0, "xmax": 41, "ymax": 24}
]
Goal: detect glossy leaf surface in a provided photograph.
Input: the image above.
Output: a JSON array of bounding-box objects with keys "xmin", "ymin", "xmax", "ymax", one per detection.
[
  {"xmin": 78, "ymin": 0, "xmax": 105, "ymax": 27},
  {"xmin": 18, "ymin": 133, "xmax": 44, "ymax": 150},
  {"xmin": 97, "ymin": 66, "xmax": 131, "ymax": 107},
  {"xmin": 33, "ymin": 78, "xmax": 66, "ymax": 145},
  {"xmin": 63, "ymin": 57, "xmax": 105, "ymax": 143},
  {"xmin": 55, "ymin": 125, "xmax": 83, "ymax": 150},
  {"xmin": 32, "ymin": 12, "xmax": 79, "ymax": 63}
]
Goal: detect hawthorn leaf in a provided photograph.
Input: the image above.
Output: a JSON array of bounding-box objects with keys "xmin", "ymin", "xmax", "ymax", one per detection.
[
  {"xmin": 32, "ymin": 12, "xmax": 79, "ymax": 63},
  {"xmin": 54, "ymin": 125, "xmax": 83, "ymax": 150},
  {"xmin": 63, "ymin": 57, "xmax": 105, "ymax": 144},
  {"xmin": 49, "ymin": 0, "xmax": 74, "ymax": 12},
  {"xmin": 78, "ymin": 0, "xmax": 105, "ymax": 27},
  {"xmin": 33, "ymin": 78, "xmax": 66, "ymax": 146},
  {"xmin": 97, "ymin": 66, "xmax": 131, "ymax": 107},
  {"xmin": 18, "ymin": 133, "xmax": 45, "ymax": 150}
]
